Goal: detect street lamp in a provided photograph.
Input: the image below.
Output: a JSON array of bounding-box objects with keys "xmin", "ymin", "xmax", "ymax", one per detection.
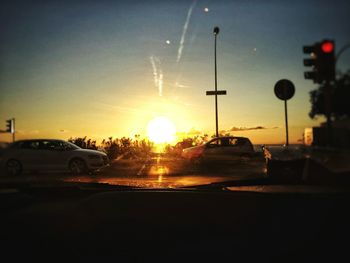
[{"xmin": 213, "ymin": 26, "xmax": 219, "ymax": 138}]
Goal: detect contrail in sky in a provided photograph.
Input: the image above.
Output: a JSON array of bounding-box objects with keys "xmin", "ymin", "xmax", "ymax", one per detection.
[
  {"xmin": 150, "ymin": 55, "xmax": 163, "ymax": 96},
  {"xmin": 177, "ymin": 0, "xmax": 197, "ymax": 63}
]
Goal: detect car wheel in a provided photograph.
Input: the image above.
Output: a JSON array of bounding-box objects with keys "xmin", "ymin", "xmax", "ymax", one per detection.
[
  {"xmin": 6, "ymin": 159, "xmax": 22, "ymax": 176},
  {"xmin": 69, "ymin": 158, "xmax": 88, "ymax": 175}
]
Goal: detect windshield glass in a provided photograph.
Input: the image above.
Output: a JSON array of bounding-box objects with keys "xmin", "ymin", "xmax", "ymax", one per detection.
[{"xmin": 1, "ymin": 0, "xmax": 350, "ymax": 189}]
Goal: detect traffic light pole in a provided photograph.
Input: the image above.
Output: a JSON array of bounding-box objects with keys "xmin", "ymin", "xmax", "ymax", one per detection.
[
  {"xmin": 324, "ymin": 81, "xmax": 332, "ymax": 147},
  {"xmin": 303, "ymin": 40, "xmax": 335, "ymax": 147},
  {"xmin": 12, "ymin": 118, "xmax": 15, "ymax": 143}
]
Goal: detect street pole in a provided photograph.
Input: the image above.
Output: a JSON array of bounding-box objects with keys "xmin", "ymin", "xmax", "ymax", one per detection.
[
  {"xmin": 214, "ymin": 27, "xmax": 219, "ymax": 138},
  {"xmin": 284, "ymin": 100, "xmax": 289, "ymax": 146}
]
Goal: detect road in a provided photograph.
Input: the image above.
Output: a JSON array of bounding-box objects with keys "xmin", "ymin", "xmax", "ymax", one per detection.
[
  {"xmin": 0, "ymin": 154, "xmax": 267, "ymax": 188},
  {"xmin": 64, "ymin": 154, "xmax": 267, "ymax": 188}
]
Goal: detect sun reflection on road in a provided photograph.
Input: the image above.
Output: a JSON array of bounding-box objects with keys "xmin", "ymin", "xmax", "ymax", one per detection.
[
  {"xmin": 149, "ymin": 165, "xmax": 169, "ymax": 176},
  {"xmin": 158, "ymin": 175, "xmax": 163, "ymax": 183},
  {"xmin": 64, "ymin": 175, "xmax": 237, "ymax": 189}
]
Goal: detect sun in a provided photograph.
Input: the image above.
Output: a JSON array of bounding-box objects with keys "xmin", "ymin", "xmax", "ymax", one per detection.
[{"xmin": 146, "ymin": 116, "xmax": 176, "ymax": 144}]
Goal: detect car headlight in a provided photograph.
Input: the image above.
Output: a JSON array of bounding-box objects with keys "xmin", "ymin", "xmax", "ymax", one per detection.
[{"xmin": 88, "ymin": 154, "xmax": 101, "ymax": 159}]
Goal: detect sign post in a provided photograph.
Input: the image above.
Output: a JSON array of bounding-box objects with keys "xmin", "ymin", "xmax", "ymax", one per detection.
[
  {"xmin": 206, "ymin": 89, "xmax": 227, "ymax": 138},
  {"xmin": 274, "ymin": 79, "xmax": 295, "ymax": 146}
]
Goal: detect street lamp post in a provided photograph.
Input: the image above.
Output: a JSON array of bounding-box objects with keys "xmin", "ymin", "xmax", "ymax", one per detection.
[
  {"xmin": 214, "ymin": 26, "xmax": 219, "ymax": 138},
  {"xmin": 206, "ymin": 27, "xmax": 226, "ymax": 138}
]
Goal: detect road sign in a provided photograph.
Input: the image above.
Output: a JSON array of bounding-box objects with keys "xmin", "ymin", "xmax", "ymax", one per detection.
[
  {"xmin": 274, "ymin": 79, "xmax": 295, "ymax": 146},
  {"xmin": 274, "ymin": 79, "xmax": 295, "ymax": 101},
  {"xmin": 206, "ymin": 90, "xmax": 227, "ymax": 96}
]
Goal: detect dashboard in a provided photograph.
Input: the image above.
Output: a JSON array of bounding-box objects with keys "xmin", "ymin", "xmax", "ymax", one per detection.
[{"xmin": 1, "ymin": 188, "xmax": 349, "ymax": 261}]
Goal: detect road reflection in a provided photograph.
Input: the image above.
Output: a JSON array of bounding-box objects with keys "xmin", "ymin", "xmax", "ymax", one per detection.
[
  {"xmin": 64, "ymin": 174, "xmax": 259, "ymax": 188},
  {"xmin": 149, "ymin": 165, "xmax": 169, "ymax": 176},
  {"xmin": 63, "ymin": 155, "xmax": 265, "ymax": 188}
]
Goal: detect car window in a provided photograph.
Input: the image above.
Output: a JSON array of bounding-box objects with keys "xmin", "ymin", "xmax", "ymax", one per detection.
[
  {"xmin": 21, "ymin": 141, "xmax": 40, "ymax": 150},
  {"xmin": 63, "ymin": 141, "xmax": 79, "ymax": 150},
  {"xmin": 229, "ymin": 138, "xmax": 238, "ymax": 146},
  {"xmin": 221, "ymin": 138, "xmax": 230, "ymax": 146},
  {"xmin": 40, "ymin": 140, "xmax": 60, "ymax": 150},
  {"xmin": 208, "ymin": 139, "xmax": 220, "ymax": 146}
]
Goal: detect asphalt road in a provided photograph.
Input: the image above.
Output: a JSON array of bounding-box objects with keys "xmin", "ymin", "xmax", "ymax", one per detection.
[
  {"xmin": 61, "ymin": 154, "xmax": 266, "ymax": 188},
  {"xmin": 0, "ymin": 154, "xmax": 267, "ymax": 188},
  {"xmin": 2, "ymin": 154, "xmax": 350, "ymax": 189}
]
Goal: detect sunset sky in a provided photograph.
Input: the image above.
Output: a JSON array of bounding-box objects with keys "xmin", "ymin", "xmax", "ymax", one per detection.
[{"xmin": 1, "ymin": 0, "xmax": 350, "ymax": 144}]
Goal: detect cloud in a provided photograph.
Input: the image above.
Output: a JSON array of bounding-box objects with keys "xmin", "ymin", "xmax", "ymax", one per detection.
[
  {"xmin": 150, "ymin": 55, "xmax": 163, "ymax": 96},
  {"xmin": 175, "ymin": 81, "xmax": 190, "ymax": 89},
  {"xmin": 230, "ymin": 126, "xmax": 266, "ymax": 131},
  {"xmin": 177, "ymin": 0, "xmax": 197, "ymax": 63},
  {"xmin": 227, "ymin": 126, "xmax": 279, "ymax": 132}
]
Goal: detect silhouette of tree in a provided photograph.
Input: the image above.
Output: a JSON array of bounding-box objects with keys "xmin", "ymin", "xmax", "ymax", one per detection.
[
  {"xmin": 309, "ymin": 71, "xmax": 350, "ymax": 120},
  {"xmin": 68, "ymin": 136, "xmax": 98, "ymax": 150},
  {"xmin": 69, "ymin": 136, "xmax": 153, "ymax": 160}
]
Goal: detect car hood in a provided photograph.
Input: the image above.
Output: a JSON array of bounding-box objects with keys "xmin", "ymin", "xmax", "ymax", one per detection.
[
  {"xmin": 74, "ymin": 148, "xmax": 106, "ymax": 156},
  {"xmin": 183, "ymin": 144, "xmax": 205, "ymax": 152}
]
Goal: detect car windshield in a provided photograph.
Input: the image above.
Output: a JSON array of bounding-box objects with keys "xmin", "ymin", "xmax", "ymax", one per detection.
[{"xmin": 0, "ymin": 0, "xmax": 350, "ymax": 190}]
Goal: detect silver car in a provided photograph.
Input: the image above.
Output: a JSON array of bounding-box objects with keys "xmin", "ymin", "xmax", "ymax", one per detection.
[{"xmin": 0, "ymin": 139, "xmax": 109, "ymax": 176}]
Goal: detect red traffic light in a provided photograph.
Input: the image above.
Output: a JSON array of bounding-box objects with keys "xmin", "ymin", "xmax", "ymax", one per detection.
[{"xmin": 321, "ymin": 41, "xmax": 334, "ymax": 53}]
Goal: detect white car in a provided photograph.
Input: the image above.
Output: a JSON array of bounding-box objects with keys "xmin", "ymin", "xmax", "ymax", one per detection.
[
  {"xmin": 0, "ymin": 139, "xmax": 109, "ymax": 176},
  {"xmin": 181, "ymin": 136, "xmax": 255, "ymax": 161}
]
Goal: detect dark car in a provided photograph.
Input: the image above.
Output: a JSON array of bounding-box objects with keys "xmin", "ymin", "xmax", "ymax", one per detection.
[{"xmin": 182, "ymin": 136, "xmax": 255, "ymax": 161}]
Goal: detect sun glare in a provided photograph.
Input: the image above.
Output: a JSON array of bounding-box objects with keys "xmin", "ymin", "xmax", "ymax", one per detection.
[{"xmin": 146, "ymin": 117, "xmax": 176, "ymax": 144}]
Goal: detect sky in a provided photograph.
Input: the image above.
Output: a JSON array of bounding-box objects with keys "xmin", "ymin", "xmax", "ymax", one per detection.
[{"xmin": 1, "ymin": 0, "xmax": 350, "ymax": 144}]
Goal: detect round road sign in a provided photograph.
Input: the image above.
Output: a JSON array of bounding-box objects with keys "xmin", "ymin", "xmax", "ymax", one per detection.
[{"xmin": 274, "ymin": 79, "xmax": 295, "ymax": 101}]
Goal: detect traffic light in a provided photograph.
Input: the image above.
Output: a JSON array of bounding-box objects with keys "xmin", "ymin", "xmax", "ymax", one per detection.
[
  {"xmin": 6, "ymin": 119, "xmax": 14, "ymax": 133},
  {"xmin": 319, "ymin": 40, "xmax": 335, "ymax": 81},
  {"xmin": 303, "ymin": 39, "xmax": 335, "ymax": 83},
  {"xmin": 303, "ymin": 43, "xmax": 319, "ymax": 83}
]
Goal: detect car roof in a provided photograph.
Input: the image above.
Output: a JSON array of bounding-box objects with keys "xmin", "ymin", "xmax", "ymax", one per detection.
[
  {"xmin": 209, "ymin": 136, "xmax": 250, "ymax": 140},
  {"xmin": 12, "ymin": 139, "xmax": 67, "ymax": 145},
  {"xmin": 14, "ymin": 139, "xmax": 65, "ymax": 142}
]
